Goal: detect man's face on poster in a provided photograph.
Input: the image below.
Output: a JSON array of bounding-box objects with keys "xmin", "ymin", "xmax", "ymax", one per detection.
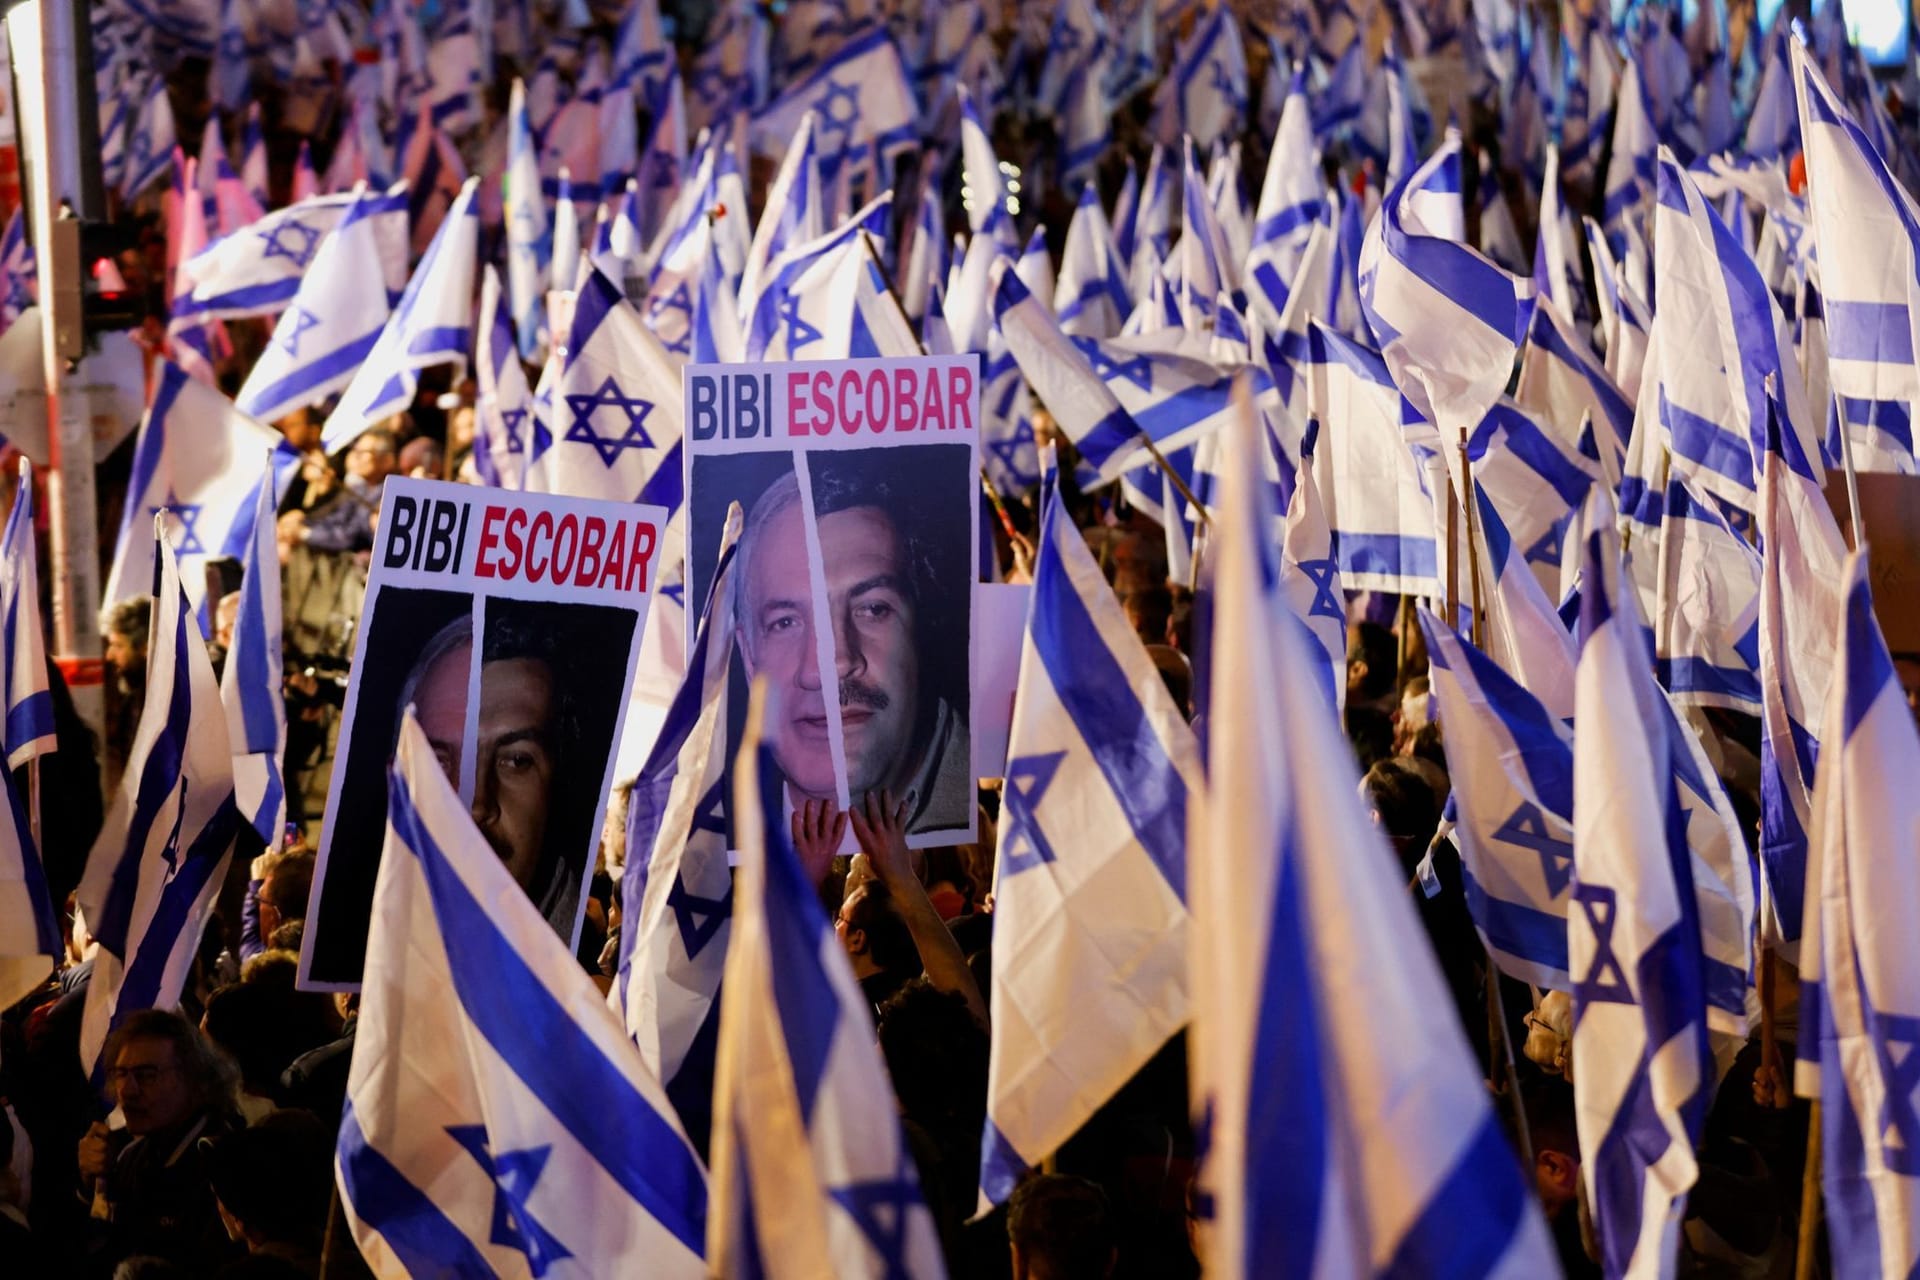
[
  {"xmin": 740, "ymin": 499, "xmax": 921, "ymax": 802},
  {"xmin": 412, "ymin": 640, "xmax": 555, "ymax": 890}
]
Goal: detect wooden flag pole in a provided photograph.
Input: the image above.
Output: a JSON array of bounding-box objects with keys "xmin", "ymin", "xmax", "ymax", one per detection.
[{"xmin": 1797, "ymin": 1100, "xmax": 1824, "ymax": 1280}]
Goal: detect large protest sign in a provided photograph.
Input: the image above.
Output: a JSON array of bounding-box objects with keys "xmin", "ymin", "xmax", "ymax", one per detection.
[
  {"xmin": 300, "ymin": 478, "xmax": 664, "ymax": 989},
  {"xmin": 685, "ymin": 355, "xmax": 980, "ymax": 850}
]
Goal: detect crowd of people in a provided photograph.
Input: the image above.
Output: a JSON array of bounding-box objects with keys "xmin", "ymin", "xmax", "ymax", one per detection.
[{"xmin": 0, "ymin": 0, "xmax": 1909, "ymax": 1274}]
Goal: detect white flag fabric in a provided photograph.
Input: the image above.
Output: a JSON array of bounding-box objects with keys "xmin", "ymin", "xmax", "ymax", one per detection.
[
  {"xmin": 218, "ymin": 461, "xmax": 287, "ymax": 853},
  {"xmin": 323, "ymin": 176, "xmax": 481, "ymax": 452},
  {"xmin": 0, "ymin": 462, "xmax": 57, "ymax": 1010},
  {"xmin": 1277, "ymin": 440, "xmax": 1345, "ymax": 713},
  {"xmin": 104, "ymin": 362, "xmax": 294, "ymax": 622},
  {"xmin": 507, "ymin": 77, "xmax": 551, "ymax": 360},
  {"xmin": 747, "ymin": 25, "xmax": 919, "ymax": 191},
  {"xmin": 979, "ymin": 487, "xmax": 1195, "ymax": 1209},
  {"xmin": 77, "ymin": 523, "xmax": 241, "ymax": 1076},
  {"xmin": 178, "ymin": 192, "xmax": 359, "ymax": 320},
  {"xmin": 1190, "ymin": 376, "xmax": 1555, "ymax": 1278},
  {"xmin": 1418, "ymin": 612, "xmax": 1576, "ymax": 990},
  {"xmin": 1794, "ymin": 548, "xmax": 1920, "ymax": 1279},
  {"xmin": 474, "ymin": 264, "xmax": 531, "ymax": 489},
  {"xmin": 234, "ymin": 183, "xmax": 410, "ymax": 424},
  {"xmin": 1570, "ymin": 522, "xmax": 1738, "ymax": 1280},
  {"xmin": 707, "ymin": 683, "xmax": 947, "ymax": 1280},
  {"xmin": 339, "ymin": 712, "xmax": 708, "ymax": 1279},
  {"xmin": 1245, "ymin": 62, "xmax": 1326, "ymax": 332},
  {"xmin": 1055, "ymin": 182, "xmax": 1131, "ymax": 341}
]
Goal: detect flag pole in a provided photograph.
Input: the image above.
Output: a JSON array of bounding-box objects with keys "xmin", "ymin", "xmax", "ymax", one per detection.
[
  {"xmin": 1459, "ymin": 426, "xmax": 1486, "ymax": 649},
  {"xmin": 1834, "ymin": 393, "xmax": 1866, "ymax": 552},
  {"xmin": 1139, "ymin": 433, "xmax": 1210, "ymax": 526},
  {"xmin": 1796, "ymin": 1099, "xmax": 1823, "ymax": 1280},
  {"xmin": 1483, "ymin": 948, "xmax": 1534, "ymax": 1176}
]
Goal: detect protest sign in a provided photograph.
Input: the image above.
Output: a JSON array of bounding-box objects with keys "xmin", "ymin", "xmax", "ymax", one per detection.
[
  {"xmin": 300, "ymin": 478, "xmax": 663, "ymax": 989},
  {"xmin": 685, "ymin": 355, "xmax": 980, "ymax": 850}
]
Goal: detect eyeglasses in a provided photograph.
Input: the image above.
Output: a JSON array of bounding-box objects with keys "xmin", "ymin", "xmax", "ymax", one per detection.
[{"xmin": 109, "ymin": 1063, "xmax": 175, "ymax": 1088}]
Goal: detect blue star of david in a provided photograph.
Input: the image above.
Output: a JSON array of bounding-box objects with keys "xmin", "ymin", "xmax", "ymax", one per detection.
[
  {"xmin": 649, "ymin": 282, "xmax": 693, "ymax": 324},
  {"xmin": 276, "ymin": 306, "xmax": 322, "ymax": 358},
  {"xmin": 1294, "ymin": 557, "xmax": 1343, "ymax": 623},
  {"xmin": 219, "ymin": 28, "xmax": 246, "ymax": 61},
  {"xmin": 129, "ymin": 128, "xmax": 151, "ymax": 168},
  {"xmin": 1571, "ymin": 883, "xmax": 1635, "ymax": 1008},
  {"xmin": 987, "ymin": 416, "xmax": 1038, "ymax": 488},
  {"xmin": 499, "ymin": 407, "xmax": 528, "ymax": 453},
  {"xmin": 4, "ymin": 274, "xmax": 31, "ymax": 314},
  {"xmin": 1526, "ymin": 511, "xmax": 1574, "ymax": 570},
  {"xmin": 1051, "ymin": 20, "xmax": 1083, "ymax": 58},
  {"xmin": 778, "ymin": 293, "xmax": 823, "ymax": 353},
  {"xmin": 563, "ymin": 376, "xmax": 657, "ymax": 466},
  {"xmin": 1493, "ymin": 799, "xmax": 1572, "ymax": 898},
  {"xmin": 667, "ymin": 867, "xmax": 732, "ymax": 961},
  {"xmin": 1069, "ymin": 337, "xmax": 1154, "ymax": 393},
  {"xmin": 1867, "ymin": 1003, "xmax": 1920, "ymax": 1176},
  {"xmin": 815, "ymin": 79, "xmax": 863, "ymax": 151},
  {"xmin": 659, "ymin": 581, "xmax": 686, "ymax": 609},
  {"xmin": 1734, "ymin": 616, "xmax": 1761, "ymax": 671},
  {"xmin": 829, "ymin": 1151, "xmax": 921, "ymax": 1280},
  {"xmin": 692, "ymin": 775, "xmax": 725, "ymax": 838},
  {"xmin": 1207, "ymin": 58, "xmax": 1248, "ymax": 115},
  {"xmin": 258, "ymin": 218, "xmax": 323, "ymax": 270},
  {"xmin": 150, "ymin": 492, "xmax": 206, "ymax": 555},
  {"xmin": 1000, "ymin": 751, "xmax": 1067, "ymax": 877},
  {"xmin": 446, "ymin": 1127, "xmax": 573, "ymax": 1276}
]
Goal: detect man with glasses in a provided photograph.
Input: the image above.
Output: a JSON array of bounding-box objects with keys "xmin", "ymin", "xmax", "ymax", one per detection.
[
  {"xmin": 279, "ymin": 424, "xmax": 401, "ymax": 556},
  {"xmin": 75, "ymin": 1010, "xmax": 241, "ymax": 1273}
]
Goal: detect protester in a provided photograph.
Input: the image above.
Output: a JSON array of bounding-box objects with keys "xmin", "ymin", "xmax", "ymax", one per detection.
[{"xmin": 1007, "ymin": 1174, "xmax": 1118, "ymax": 1280}]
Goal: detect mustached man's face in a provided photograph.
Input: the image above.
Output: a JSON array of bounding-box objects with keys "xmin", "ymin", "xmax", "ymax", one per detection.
[
  {"xmin": 414, "ymin": 641, "xmax": 555, "ymax": 891},
  {"xmin": 739, "ymin": 500, "xmax": 920, "ymax": 801}
]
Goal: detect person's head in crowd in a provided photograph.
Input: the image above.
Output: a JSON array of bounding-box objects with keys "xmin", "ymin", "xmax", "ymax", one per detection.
[
  {"xmin": 104, "ymin": 596, "xmax": 152, "ymax": 684},
  {"xmin": 1123, "ymin": 583, "xmax": 1173, "ymax": 649},
  {"xmin": 1362, "ymin": 758, "xmax": 1442, "ymax": 874},
  {"xmin": 344, "ymin": 429, "xmax": 399, "ymax": 488},
  {"xmin": 835, "ymin": 878, "xmax": 918, "ymax": 985},
  {"xmin": 734, "ymin": 462, "xmax": 969, "ymax": 828},
  {"xmin": 1520, "ymin": 1078, "xmax": 1584, "ymax": 1221},
  {"xmin": 276, "ymin": 408, "xmax": 321, "ymax": 454},
  {"xmin": 213, "ymin": 592, "xmax": 242, "ymax": 653},
  {"xmin": 203, "ymin": 1110, "xmax": 332, "ymax": 1257},
  {"xmin": 102, "ymin": 1009, "xmax": 238, "ymax": 1137},
  {"xmin": 1524, "ymin": 990, "xmax": 1575, "ymax": 1080},
  {"xmin": 1393, "ymin": 674, "xmax": 1434, "ymax": 755},
  {"xmin": 1346, "ymin": 620, "xmax": 1399, "ymax": 709},
  {"xmin": 448, "ymin": 404, "xmax": 478, "ymax": 455},
  {"xmin": 398, "ymin": 610, "xmax": 577, "ymax": 931},
  {"xmin": 876, "ymin": 978, "xmax": 988, "ymax": 1133},
  {"xmin": 112, "ymin": 1260, "xmax": 189, "ymax": 1280},
  {"xmin": 1008, "ymin": 1173, "xmax": 1118, "ymax": 1280},
  {"xmin": 1144, "ymin": 645, "xmax": 1192, "ymax": 717},
  {"xmin": 201, "ymin": 982, "xmax": 333, "ymax": 1107},
  {"xmin": 1344, "ymin": 704, "xmax": 1394, "ymax": 774},
  {"xmin": 1403, "ymin": 720, "xmax": 1449, "ymax": 778},
  {"xmin": 266, "ymin": 918, "xmax": 304, "ymax": 954},
  {"xmin": 398, "ymin": 436, "xmax": 443, "ymax": 479},
  {"xmin": 258, "ymin": 852, "xmax": 315, "ymax": 945},
  {"xmin": 241, "ymin": 950, "xmax": 300, "ymax": 987},
  {"xmin": 1166, "ymin": 595, "xmax": 1192, "ymax": 654}
]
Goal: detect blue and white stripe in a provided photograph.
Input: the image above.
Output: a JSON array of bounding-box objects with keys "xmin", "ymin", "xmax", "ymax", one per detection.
[
  {"xmin": 218, "ymin": 460, "xmax": 286, "ymax": 853},
  {"xmin": 341, "ymin": 712, "xmax": 707, "ymax": 1278},
  {"xmin": 0, "ymin": 461, "xmax": 57, "ymax": 1011},
  {"xmin": 179, "ymin": 192, "xmax": 359, "ymax": 321}
]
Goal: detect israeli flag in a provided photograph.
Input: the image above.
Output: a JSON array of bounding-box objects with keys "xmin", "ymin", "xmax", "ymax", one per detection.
[
  {"xmin": 507, "ymin": 77, "xmax": 551, "ymax": 361},
  {"xmin": 1533, "ymin": 143, "xmax": 1591, "ymax": 342},
  {"xmin": 1602, "ymin": 60, "xmax": 1659, "ymax": 262},
  {"xmin": 1060, "ymin": 58, "xmax": 1113, "ymax": 191},
  {"xmin": 1055, "ymin": 182, "xmax": 1131, "ymax": 340},
  {"xmin": 178, "ymin": 192, "xmax": 359, "ymax": 320},
  {"xmin": 1756, "ymin": 390, "xmax": 1847, "ymax": 954},
  {"xmin": 235, "ymin": 183, "xmax": 410, "ymax": 424},
  {"xmin": 339, "ymin": 712, "xmax": 707, "ymax": 1279},
  {"xmin": 747, "ymin": 24, "xmax": 919, "ymax": 189},
  {"xmin": 216, "ymin": 459, "xmax": 286, "ymax": 853},
  {"xmin": 1359, "ymin": 129, "xmax": 1530, "ymax": 439},
  {"xmin": 740, "ymin": 115, "xmax": 824, "ymax": 321},
  {"xmin": 743, "ymin": 195, "xmax": 895, "ymax": 362},
  {"xmin": 1648, "ymin": 151, "xmax": 1819, "ymax": 513},
  {"xmin": 1418, "ymin": 612, "xmax": 1574, "ymax": 990},
  {"xmin": 1654, "ymin": 476, "xmax": 1763, "ymax": 715},
  {"xmin": 323, "ymin": 177, "xmax": 481, "ymax": 452},
  {"xmin": 121, "ymin": 74, "xmax": 177, "ymax": 201},
  {"xmin": 707, "ymin": 683, "xmax": 946, "ymax": 1280},
  {"xmin": 1793, "ymin": 548, "xmax": 1920, "ymax": 1279},
  {"xmin": 1515, "ymin": 300, "xmax": 1633, "ymax": 488},
  {"xmin": 104, "ymin": 363, "xmax": 295, "ymax": 624},
  {"xmin": 1303, "ymin": 320, "xmax": 1441, "ymax": 596},
  {"xmin": 0, "ymin": 461, "xmax": 58, "ymax": 1010},
  {"xmin": 980, "ymin": 488, "xmax": 1196, "ymax": 1210},
  {"xmin": 1191, "ymin": 376, "xmax": 1555, "ymax": 1279},
  {"xmin": 958, "ymin": 85, "xmax": 1015, "ymax": 246},
  {"xmin": 474, "ymin": 265, "xmax": 530, "ymax": 489},
  {"xmin": 899, "ymin": 172, "xmax": 946, "ymax": 324},
  {"xmin": 1245, "ymin": 63, "xmax": 1325, "ymax": 333},
  {"xmin": 1470, "ymin": 398, "xmax": 1601, "ymax": 606},
  {"xmin": 1151, "ymin": 4, "xmax": 1246, "ymax": 153},
  {"xmin": 1173, "ymin": 138, "xmax": 1233, "ymax": 330},
  {"xmin": 523, "ymin": 267, "xmax": 685, "ymax": 521},
  {"xmin": 1572, "ymin": 522, "xmax": 1739, "ymax": 1279},
  {"xmin": 615, "ymin": 508, "xmax": 741, "ymax": 1152},
  {"xmin": 1469, "ymin": 454, "xmax": 1581, "ymax": 722},
  {"xmin": 1127, "ymin": 145, "xmax": 1173, "ymax": 305},
  {"xmin": 1280, "ymin": 437, "xmax": 1345, "ymax": 713},
  {"xmin": 0, "ymin": 208, "xmax": 34, "ymax": 330},
  {"xmin": 1795, "ymin": 44, "xmax": 1920, "ymax": 474},
  {"xmin": 551, "ymin": 169, "xmax": 582, "ymax": 295},
  {"xmin": 77, "ymin": 521, "xmax": 241, "ymax": 1077}
]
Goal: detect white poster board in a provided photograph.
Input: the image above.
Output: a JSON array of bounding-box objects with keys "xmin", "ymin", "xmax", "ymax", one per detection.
[
  {"xmin": 684, "ymin": 355, "xmax": 982, "ymax": 850},
  {"xmin": 300, "ymin": 478, "xmax": 664, "ymax": 989}
]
